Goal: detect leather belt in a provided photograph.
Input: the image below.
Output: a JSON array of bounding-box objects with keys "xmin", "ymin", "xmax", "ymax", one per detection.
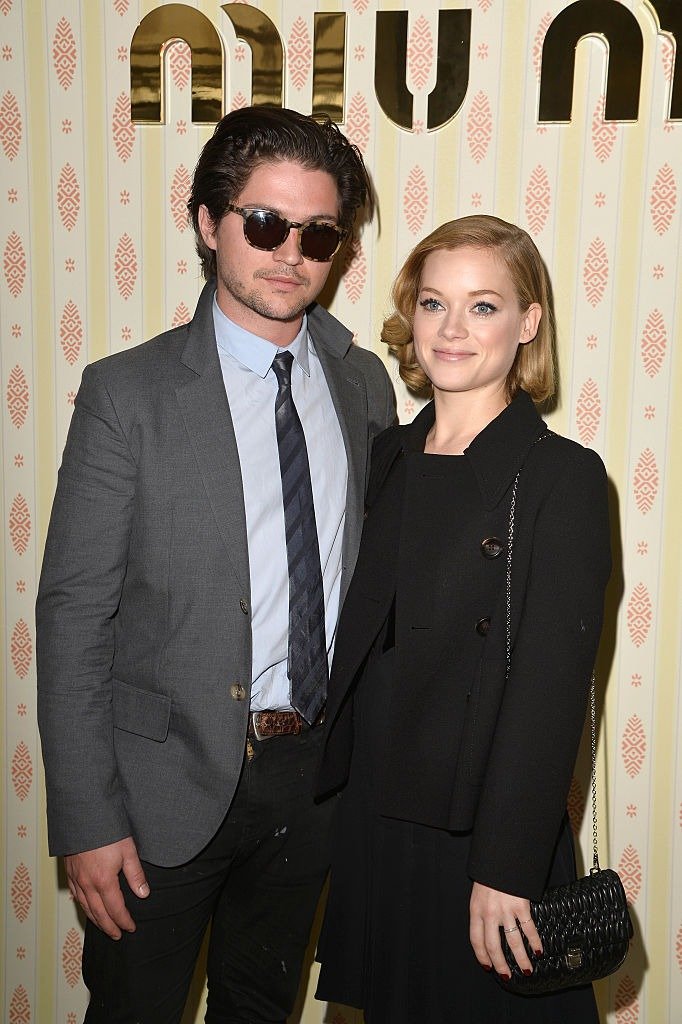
[{"xmin": 247, "ymin": 709, "xmax": 325, "ymax": 741}]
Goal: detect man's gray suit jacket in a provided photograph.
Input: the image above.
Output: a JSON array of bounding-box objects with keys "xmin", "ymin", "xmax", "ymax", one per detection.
[{"xmin": 36, "ymin": 280, "xmax": 396, "ymax": 866}]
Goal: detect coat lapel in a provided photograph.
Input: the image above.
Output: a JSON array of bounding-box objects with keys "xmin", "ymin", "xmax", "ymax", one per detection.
[
  {"xmin": 308, "ymin": 305, "xmax": 369, "ymax": 604},
  {"xmin": 174, "ymin": 281, "xmax": 250, "ymax": 593}
]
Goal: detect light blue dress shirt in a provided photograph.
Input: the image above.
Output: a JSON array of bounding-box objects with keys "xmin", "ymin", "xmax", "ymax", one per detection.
[{"xmin": 213, "ymin": 296, "xmax": 348, "ymax": 711}]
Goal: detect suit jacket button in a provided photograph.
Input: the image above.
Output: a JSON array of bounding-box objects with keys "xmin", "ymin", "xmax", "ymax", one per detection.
[
  {"xmin": 475, "ymin": 617, "xmax": 491, "ymax": 636},
  {"xmin": 239, "ymin": 598, "xmax": 249, "ymax": 614},
  {"xmin": 480, "ymin": 536, "xmax": 504, "ymax": 559},
  {"xmin": 230, "ymin": 682, "xmax": 246, "ymax": 701}
]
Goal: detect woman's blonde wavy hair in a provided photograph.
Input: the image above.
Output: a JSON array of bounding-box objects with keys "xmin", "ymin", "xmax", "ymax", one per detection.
[{"xmin": 382, "ymin": 215, "xmax": 557, "ymax": 403}]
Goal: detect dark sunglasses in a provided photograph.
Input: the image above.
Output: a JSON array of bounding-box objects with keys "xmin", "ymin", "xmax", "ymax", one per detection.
[{"xmin": 227, "ymin": 204, "xmax": 347, "ymax": 262}]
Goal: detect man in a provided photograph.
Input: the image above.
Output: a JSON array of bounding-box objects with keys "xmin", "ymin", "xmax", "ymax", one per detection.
[{"xmin": 36, "ymin": 106, "xmax": 395, "ymax": 1023}]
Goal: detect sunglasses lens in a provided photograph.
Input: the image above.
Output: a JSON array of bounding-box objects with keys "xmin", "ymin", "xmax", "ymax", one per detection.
[
  {"xmin": 300, "ymin": 222, "xmax": 343, "ymax": 261},
  {"xmin": 243, "ymin": 211, "xmax": 289, "ymax": 250}
]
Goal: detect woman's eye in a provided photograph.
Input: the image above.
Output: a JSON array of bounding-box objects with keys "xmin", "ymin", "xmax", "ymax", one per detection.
[
  {"xmin": 418, "ymin": 297, "xmax": 443, "ymax": 312},
  {"xmin": 472, "ymin": 301, "xmax": 497, "ymax": 315}
]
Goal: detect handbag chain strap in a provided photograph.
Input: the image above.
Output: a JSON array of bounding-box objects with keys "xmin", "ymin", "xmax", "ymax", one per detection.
[{"xmin": 504, "ymin": 431, "xmax": 601, "ymax": 873}]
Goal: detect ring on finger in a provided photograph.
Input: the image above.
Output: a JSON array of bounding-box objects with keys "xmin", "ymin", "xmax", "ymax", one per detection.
[
  {"xmin": 519, "ymin": 917, "xmax": 532, "ymax": 926},
  {"xmin": 503, "ymin": 924, "xmax": 519, "ymax": 935}
]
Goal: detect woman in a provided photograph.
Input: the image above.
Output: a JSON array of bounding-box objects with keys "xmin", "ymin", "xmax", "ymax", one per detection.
[{"xmin": 315, "ymin": 216, "xmax": 611, "ymax": 1023}]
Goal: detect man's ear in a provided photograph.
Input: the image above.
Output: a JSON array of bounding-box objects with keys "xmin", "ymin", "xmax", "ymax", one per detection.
[{"xmin": 198, "ymin": 205, "xmax": 217, "ymax": 251}]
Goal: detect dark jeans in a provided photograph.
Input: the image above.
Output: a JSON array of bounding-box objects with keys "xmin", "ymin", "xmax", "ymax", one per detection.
[{"xmin": 82, "ymin": 725, "xmax": 333, "ymax": 1024}]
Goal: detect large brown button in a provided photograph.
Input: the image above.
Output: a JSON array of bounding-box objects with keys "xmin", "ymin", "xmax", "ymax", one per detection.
[
  {"xmin": 475, "ymin": 617, "xmax": 491, "ymax": 636},
  {"xmin": 230, "ymin": 682, "xmax": 246, "ymax": 701},
  {"xmin": 480, "ymin": 536, "xmax": 504, "ymax": 559},
  {"xmin": 239, "ymin": 598, "xmax": 249, "ymax": 614}
]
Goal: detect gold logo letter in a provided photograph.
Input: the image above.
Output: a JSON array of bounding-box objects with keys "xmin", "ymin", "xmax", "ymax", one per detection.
[
  {"xmin": 647, "ymin": 0, "xmax": 682, "ymax": 119},
  {"xmin": 313, "ymin": 13, "xmax": 346, "ymax": 123},
  {"xmin": 222, "ymin": 4, "xmax": 284, "ymax": 108},
  {"xmin": 375, "ymin": 11, "xmax": 471, "ymax": 132},
  {"xmin": 130, "ymin": 3, "xmax": 223, "ymax": 124},
  {"xmin": 539, "ymin": 0, "xmax": 643, "ymax": 122}
]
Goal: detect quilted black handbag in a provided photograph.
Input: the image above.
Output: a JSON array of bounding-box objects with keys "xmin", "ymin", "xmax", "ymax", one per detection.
[{"xmin": 497, "ymin": 441, "xmax": 634, "ymax": 995}]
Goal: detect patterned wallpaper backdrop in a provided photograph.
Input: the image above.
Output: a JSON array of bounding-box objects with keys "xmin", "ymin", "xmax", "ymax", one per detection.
[{"xmin": 1, "ymin": 1, "xmax": 681, "ymax": 1021}]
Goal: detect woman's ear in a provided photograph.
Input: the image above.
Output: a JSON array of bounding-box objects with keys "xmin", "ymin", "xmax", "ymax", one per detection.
[{"xmin": 519, "ymin": 303, "xmax": 542, "ymax": 344}]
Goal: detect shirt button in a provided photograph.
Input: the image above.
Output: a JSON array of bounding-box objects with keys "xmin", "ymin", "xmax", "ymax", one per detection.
[
  {"xmin": 475, "ymin": 617, "xmax": 491, "ymax": 637},
  {"xmin": 480, "ymin": 536, "xmax": 504, "ymax": 559},
  {"xmin": 239, "ymin": 598, "xmax": 249, "ymax": 614},
  {"xmin": 230, "ymin": 682, "xmax": 246, "ymax": 701}
]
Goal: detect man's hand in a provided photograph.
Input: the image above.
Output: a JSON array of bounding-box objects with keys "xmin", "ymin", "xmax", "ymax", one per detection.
[{"xmin": 65, "ymin": 836, "xmax": 150, "ymax": 939}]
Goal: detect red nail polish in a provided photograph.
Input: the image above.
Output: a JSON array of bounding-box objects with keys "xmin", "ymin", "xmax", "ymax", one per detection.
[
  {"xmin": 482, "ymin": 965, "xmax": 492, "ymax": 972},
  {"xmin": 500, "ymin": 974, "xmax": 511, "ymax": 982},
  {"xmin": 523, "ymin": 969, "xmax": 532, "ymax": 976},
  {"xmin": 534, "ymin": 949, "xmax": 543, "ymax": 956}
]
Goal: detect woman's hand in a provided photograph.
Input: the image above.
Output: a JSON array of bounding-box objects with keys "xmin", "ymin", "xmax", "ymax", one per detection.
[{"xmin": 469, "ymin": 881, "xmax": 543, "ymax": 978}]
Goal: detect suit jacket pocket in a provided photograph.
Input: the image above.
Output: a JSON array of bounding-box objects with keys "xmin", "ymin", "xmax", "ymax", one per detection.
[{"xmin": 112, "ymin": 678, "xmax": 171, "ymax": 742}]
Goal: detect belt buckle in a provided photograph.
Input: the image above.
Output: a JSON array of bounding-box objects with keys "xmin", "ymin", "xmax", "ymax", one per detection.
[{"xmin": 250, "ymin": 711, "xmax": 269, "ymax": 741}]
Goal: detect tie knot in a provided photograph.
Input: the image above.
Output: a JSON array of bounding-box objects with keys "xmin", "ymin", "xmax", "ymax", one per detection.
[{"xmin": 272, "ymin": 351, "xmax": 295, "ymax": 387}]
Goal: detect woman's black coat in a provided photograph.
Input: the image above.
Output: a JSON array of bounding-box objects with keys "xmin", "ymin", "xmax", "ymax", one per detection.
[{"xmin": 317, "ymin": 390, "xmax": 612, "ymax": 900}]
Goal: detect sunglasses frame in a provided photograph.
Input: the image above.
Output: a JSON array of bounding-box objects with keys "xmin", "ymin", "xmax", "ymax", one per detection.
[{"xmin": 226, "ymin": 204, "xmax": 347, "ymax": 262}]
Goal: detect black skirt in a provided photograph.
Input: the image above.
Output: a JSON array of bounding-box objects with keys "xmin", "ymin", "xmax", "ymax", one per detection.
[{"xmin": 316, "ymin": 645, "xmax": 600, "ymax": 1024}]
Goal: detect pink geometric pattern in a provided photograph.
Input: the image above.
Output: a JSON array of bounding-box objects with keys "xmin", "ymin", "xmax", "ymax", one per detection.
[
  {"xmin": 9, "ymin": 493, "xmax": 31, "ymax": 554},
  {"xmin": 582, "ymin": 238, "xmax": 608, "ymax": 307},
  {"xmin": 114, "ymin": 234, "xmax": 138, "ymax": 299},
  {"xmin": 10, "ymin": 619, "xmax": 32, "ymax": 678},
  {"xmin": 61, "ymin": 927, "xmax": 82, "ymax": 988},
  {"xmin": 59, "ymin": 301, "xmax": 83, "ymax": 365},
  {"xmin": 4, "ymin": 231, "xmax": 27, "ymax": 297},
  {"xmin": 649, "ymin": 163, "xmax": 676, "ymax": 235},
  {"xmin": 661, "ymin": 37, "xmax": 674, "ymax": 84},
  {"xmin": 640, "ymin": 309, "xmax": 667, "ymax": 378},
  {"xmin": 231, "ymin": 91, "xmax": 248, "ymax": 112},
  {"xmin": 524, "ymin": 165, "xmax": 551, "ymax": 236},
  {"xmin": 11, "ymin": 740, "xmax": 32, "ymax": 801},
  {"xmin": 0, "ymin": 90, "xmax": 22, "ymax": 160},
  {"xmin": 7, "ymin": 365, "xmax": 29, "ymax": 428},
  {"xmin": 591, "ymin": 96, "xmax": 618, "ymax": 162},
  {"xmin": 626, "ymin": 583, "xmax": 652, "ymax": 648},
  {"xmin": 346, "ymin": 92, "xmax": 370, "ymax": 155},
  {"xmin": 614, "ymin": 975, "xmax": 639, "ymax": 1023},
  {"xmin": 112, "ymin": 91, "xmax": 136, "ymax": 163},
  {"xmin": 617, "ymin": 844, "xmax": 642, "ymax": 903},
  {"xmin": 466, "ymin": 92, "xmax": 492, "ymax": 164},
  {"xmin": 11, "ymin": 863, "xmax": 31, "ymax": 922},
  {"xmin": 676, "ymin": 923, "xmax": 682, "ymax": 972},
  {"xmin": 172, "ymin": 302, "xmax": 191, "ymax": 327},
  {"xmin": 57, "ymin": 163, "xmax": 80, "ymax": 232},
  {"xmin": 288, "ymin": 17, "xmax": 311, "ymax": 91},
  {"xmin": 566, "ymin": 775, "xmax": 584, "ymax": 836},
  {"xmin": 633, "ymin": 448, "xmax": 658, "ymax": 515},
  {"xmin": 113, "ymin": 0, "xmax": 130, "ymax": 14},
  {"xmin": 0, "ymin": 0, "xmax": 13, "ymax": 14},
  {"xmin": 342, "ymin": 239, "xmax": 367, "ymax": 305},
  {"xmin": 352, "ymin": 0, "xmax": 369, "ymax": 12},
  {"xmin": 532, "ymin": 13, "xmax": 553, "ymax": 79},
  {"xmin": 407, "ymin": 16, "xmax": 433, "ymax": 92},
  {"xmin": 575, "ymin": 378, "xmax": 601, "ymax": 445},
  {"xmin": 52, "ymin": 17, "xmax": 77, "ymax": 91},
  {"xmin": 169, "ymin": 40, "xmax": 191, "ymax": 90},
  {"xmin": 403, "ymin": 165, "xmax": 429, "ymax": 236},
  {"xmin": 8, "ymin": 985, "xmax": 31, "ymax": 1024},
  {"xmin": 621, "ymin": 715, "xmax": 646, "ymax": 778},
  {"xmin": 169, "ymin": 165, "xmax": 191, "ymax": 232}
]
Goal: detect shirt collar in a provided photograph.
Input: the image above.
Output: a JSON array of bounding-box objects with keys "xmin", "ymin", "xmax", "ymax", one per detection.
[{"xmin": 212, "ymin": 293, "xmax": 310, "ymax": 379}]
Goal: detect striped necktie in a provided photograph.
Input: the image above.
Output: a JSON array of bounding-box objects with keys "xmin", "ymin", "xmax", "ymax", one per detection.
[{"xmin": 272, "ymin": 351, "xmax": 328, "ymax": 724}]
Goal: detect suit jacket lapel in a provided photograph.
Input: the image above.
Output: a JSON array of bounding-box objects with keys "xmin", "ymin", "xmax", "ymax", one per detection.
[
  {"xmin": 174, "ymin": 281, "xmax": 250, "ymax": 593},
  {"xmin": 308, "ymin": 306, "xmax": 369, "ymax": 605}
]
